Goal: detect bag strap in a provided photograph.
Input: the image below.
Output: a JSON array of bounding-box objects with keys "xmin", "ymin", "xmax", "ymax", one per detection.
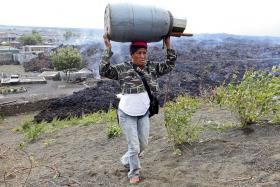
[{"xmin": 132, "ymin": 64, "xmax": 153, "ymax": 100}]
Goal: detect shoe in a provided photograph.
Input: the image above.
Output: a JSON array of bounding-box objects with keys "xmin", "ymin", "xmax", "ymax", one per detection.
[
  {"xmin": 122, "ymin": 164, "xmax": 130, "ymax": 172},
  {"xmin": 129, "ymin": 176, "xmax": 140, "ymax": 184},
  {"xmin": 139, "ymin": 151, "xmax": 144, "ymax": 158}
]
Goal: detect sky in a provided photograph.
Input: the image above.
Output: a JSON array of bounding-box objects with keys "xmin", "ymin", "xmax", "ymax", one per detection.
[{"xmin": 1, "ymin": 0, "xmax": 280, "ymax": 36}]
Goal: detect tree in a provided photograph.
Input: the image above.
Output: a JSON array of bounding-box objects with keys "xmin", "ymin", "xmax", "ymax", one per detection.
[
  {"xmin": 51, "ymin": 46, "xmax": 83, "ymax": 81},
  {"xmin": 19, "ymin": 30, "xmax": 42, "ymax": 45},
  {"xmin": 63, "ymin": 31, "xmax": 78, "ymax": 41}
]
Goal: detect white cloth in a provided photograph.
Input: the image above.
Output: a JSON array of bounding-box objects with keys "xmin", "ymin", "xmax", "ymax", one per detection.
[{"xmin": 118, "ymin": 91, "xmax": 150, "ymax": 116}]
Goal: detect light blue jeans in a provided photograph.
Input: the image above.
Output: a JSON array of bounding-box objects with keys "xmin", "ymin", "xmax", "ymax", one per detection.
[{"xmin": 118, "ymin": 109, "xmax": 150, "ymax": 179}]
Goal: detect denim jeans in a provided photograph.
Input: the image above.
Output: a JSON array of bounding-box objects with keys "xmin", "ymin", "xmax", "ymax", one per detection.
[{"xmin": 118, "ymin": 109, "xmax": 150, "ymax": 179}]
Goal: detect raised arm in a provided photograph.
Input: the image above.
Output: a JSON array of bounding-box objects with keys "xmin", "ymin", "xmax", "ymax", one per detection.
[
  {"xmin": 99, "ymin": 33, "xmax": 119, "ymax": 80},
  {"xmin": 155, "ymin": 36, "xmax": 177, "ymax": 76}
]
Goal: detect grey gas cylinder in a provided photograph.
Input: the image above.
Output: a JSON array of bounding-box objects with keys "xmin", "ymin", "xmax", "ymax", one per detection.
[{"xmin": 104, "ymin": 3, "xmax": 187, "ymax": 42}]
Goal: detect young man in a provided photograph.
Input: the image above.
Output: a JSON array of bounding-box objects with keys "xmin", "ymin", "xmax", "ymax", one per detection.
[{"xmin": 99, "ymin": 33, "xmax": 177, "ymax": 184}]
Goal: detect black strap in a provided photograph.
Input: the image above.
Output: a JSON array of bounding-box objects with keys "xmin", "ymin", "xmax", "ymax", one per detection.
[{"xmin": 132, "ymin": 64, "xmax": 153, "ymax": 101}]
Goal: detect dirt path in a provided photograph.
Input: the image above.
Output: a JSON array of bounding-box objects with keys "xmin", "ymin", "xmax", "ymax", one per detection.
[{"xmin": 0, "ymin": 108, "xmax": 280, "ymax": 187}]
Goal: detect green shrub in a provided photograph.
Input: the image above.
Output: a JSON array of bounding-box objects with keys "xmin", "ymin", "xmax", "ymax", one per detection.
[
  {"xmin": 164, "ymin": 96, "xmax": 201, "ymax": 150},
  {"xmin": 215, "ymin": 67, "xmax": 280, "ymax": 126},
  {"xmin": 106, "ymin": 122, "xmax": 122, "ymax": 138},
  {"xmin": 103, "ymin": 107, "xmax": 122, "ymax": 138}
]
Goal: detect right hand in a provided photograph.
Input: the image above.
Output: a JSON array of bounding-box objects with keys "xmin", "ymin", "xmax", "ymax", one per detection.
[
  {"xmin": 103, "ymin": 32, "xmax": 112, "ymax": 51},
  {"xmin": 164, "ymin": 36, "xmax": 171, "ymax": 49}
]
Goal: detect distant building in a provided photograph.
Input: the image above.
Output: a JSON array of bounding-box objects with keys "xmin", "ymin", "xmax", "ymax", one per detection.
[
  {"xmin": 1, "ymin": 74, "xmax": 47, "ymax": 85},
  {"xmin": 60, "ymin": 68, "xmax": 94, "ymax": 82},
  {"xmin": 13, "ymin": 52, "xmax": 38, "ymax": 64},
  {"xmin": 0, "ymin": 45, "xmax": 41, "ymax": 64},
  {"xmin": 0, "ymin": 46, "xmax": 19, "ymax": 53},
  {"xmin": 10, "ymin": 41, "xmax": 21, "ymax": 48},
  {"xmin": 39, "ymin": 71, "xmax": 60, "ymax": 80},
  {"xmin": 22, "ymin": 45, "xmax": 56, "ymax": 55},
  {"xmin": 0, "ymin": 32, "xmax": 17, "ymax": 43},
  {"xmin": 0, "ymin": 46, "xmax": 19, "ymax": 65}
]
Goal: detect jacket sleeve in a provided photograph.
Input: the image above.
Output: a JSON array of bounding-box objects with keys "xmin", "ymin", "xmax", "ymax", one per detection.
[
  {"xmin": 99, "ymin": 49, "xmax": 119, "ymax": 80},
  {"xmin": 155, "ymin": 48, "xmax": 177, "ymax": 76}
]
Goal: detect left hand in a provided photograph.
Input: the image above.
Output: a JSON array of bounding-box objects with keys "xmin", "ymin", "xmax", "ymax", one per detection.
[{"xmin": 103, "ymin": 32, "xmax": 112, "ymax": 51}]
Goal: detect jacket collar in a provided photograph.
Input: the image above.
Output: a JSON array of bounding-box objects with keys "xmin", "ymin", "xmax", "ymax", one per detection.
[{"xmin": 129, "ymin": 61, "xmax": 150, "ymax": 74}]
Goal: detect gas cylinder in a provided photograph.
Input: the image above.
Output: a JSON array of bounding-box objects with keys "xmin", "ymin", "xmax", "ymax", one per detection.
[{"xmin": 104, "ymin": 3, "xmax": 187, "ymax": 42}]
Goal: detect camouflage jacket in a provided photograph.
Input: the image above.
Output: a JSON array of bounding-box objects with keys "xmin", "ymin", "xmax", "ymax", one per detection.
[{"xmin": 99, "ymin": 48, "xmax": 177, "ymax": 94}]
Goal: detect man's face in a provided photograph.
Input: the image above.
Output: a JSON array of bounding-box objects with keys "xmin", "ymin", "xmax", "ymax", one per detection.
[{"xmin": 132, "ymin": 48, "xmax": 147, "ymax": 67}]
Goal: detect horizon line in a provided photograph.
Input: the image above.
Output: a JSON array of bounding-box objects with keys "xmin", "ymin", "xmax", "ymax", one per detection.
[{"xmin": 1, "ymin": 24, "xmax": 280, "ymax": 38}]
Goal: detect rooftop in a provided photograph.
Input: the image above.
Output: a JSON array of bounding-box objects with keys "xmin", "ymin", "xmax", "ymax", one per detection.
[
  {"xmin": 23, "ymin": 45, "xmax": 56, "ymax": 48},
  {"xmin": 0, "ymin": 46, "xmax": 19, "ymax": 51}
]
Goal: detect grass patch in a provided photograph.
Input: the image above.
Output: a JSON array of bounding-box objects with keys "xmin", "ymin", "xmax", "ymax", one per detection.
[
  {"xmin": 19, "ymin": 108, "xmax": 118, "ymax": 142},
  {"xmin": 0, "ymin": 86, "xmax": 27, "ymax": 94}
]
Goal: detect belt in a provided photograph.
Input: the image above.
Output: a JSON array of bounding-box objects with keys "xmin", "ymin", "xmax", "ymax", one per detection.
[{"xmin": 122, "ymin": 87, "xmax": 146, "ymax": 94}]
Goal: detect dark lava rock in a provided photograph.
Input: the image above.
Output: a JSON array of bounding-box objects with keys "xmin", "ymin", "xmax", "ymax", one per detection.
[
  {"xmin": 23, "ymin": 53, "xmax": 53, "ymax": 72},
  {"xmin": 34, "ymin": 80, "xmax": 121, "ymax": 123}
]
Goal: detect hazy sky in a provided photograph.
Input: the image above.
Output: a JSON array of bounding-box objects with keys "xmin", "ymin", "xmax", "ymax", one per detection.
[{"xmin": 1, "ymin": 0, "xmax": 279, "ymax": 36}]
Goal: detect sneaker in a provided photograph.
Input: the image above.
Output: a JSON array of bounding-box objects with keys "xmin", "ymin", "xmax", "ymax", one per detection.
[
  {"xmin": 139, "ymin": 152, "xmax": 144, "ymax": 158},
  {"xmin": 129, "ymin": 176, "xmax": 140, "ymax": 184},
  {"xmin": 124, "ymin": 163, "xmax": 130, "ymax": 169}
]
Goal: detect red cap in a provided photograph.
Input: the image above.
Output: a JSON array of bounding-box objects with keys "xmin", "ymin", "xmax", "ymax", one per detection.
[{"xmin": 131, "ymin": 41, "xmax": 147, "ymax": 47}]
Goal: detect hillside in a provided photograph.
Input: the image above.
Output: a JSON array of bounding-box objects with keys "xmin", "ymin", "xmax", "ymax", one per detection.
[
  {"xmin": 1, "ymin": 106, "xmax": 280, "ymax": 186},
  {"xmin": 1, "ymin": 31, "xmax": 280, "ymax": 186}
]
